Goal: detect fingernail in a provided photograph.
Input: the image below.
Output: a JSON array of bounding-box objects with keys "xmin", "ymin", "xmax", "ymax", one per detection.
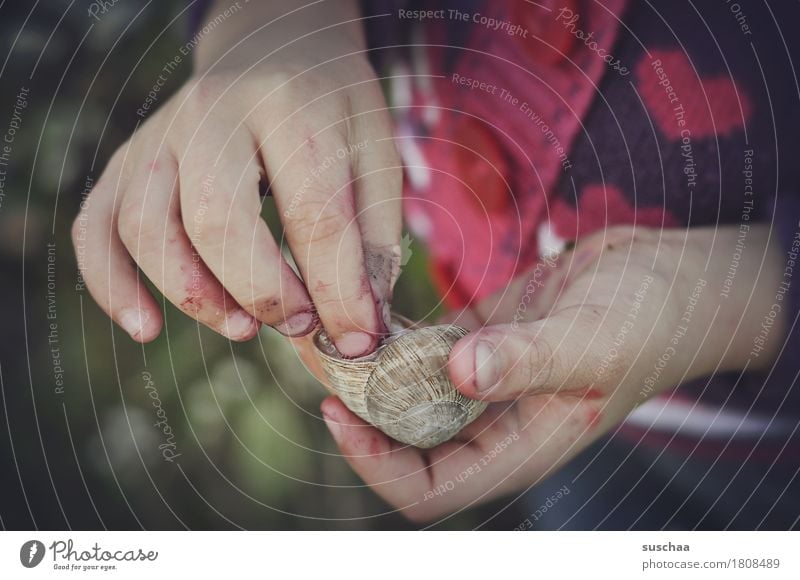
[
  {"xmin": 274, "ymin": 311, "xmax": 316, "ymax": 337},
  {"xmin": 474, "ymin": 341, "xmax": 498, "ymax": 393},
  {"xmin": 223, "ymin": 310, "xmax": 258, "ymax": 341},
  {"xmin": 335, "ymin": 331, "xmax": 374, "ymax": 358},
  {"xmin": 119, "ymin": 308, "xmax": 150, "ymax": 340}
]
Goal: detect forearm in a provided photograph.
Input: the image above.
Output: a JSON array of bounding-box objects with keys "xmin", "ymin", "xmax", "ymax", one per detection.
[{"xmin": 194, "ymin": 0, "xmax": 366, "ymax": 72}]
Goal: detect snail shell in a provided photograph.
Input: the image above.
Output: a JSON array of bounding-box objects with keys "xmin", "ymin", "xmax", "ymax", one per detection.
[{"xmin": 314, "ymin": 315, "xmax": 487, "ymax": 448}]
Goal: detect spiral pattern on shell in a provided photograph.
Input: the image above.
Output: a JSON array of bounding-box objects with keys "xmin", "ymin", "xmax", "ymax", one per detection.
[{"xmin": 314, "ymin": 317, "xmax": 487, "ymax": 448}]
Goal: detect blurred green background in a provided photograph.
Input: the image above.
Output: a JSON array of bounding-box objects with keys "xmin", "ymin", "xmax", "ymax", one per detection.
[{"xmin": 0, "ymin": 1, "xmax": 522, "ymax": 529}]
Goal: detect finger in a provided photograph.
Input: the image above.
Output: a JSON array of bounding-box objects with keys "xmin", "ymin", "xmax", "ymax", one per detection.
[
  {"xmin": 436, "ymin": 253, "xmax": 567, "ymax": 334},
  {"xmin": 321, "ymin": 397, "xmax": 429, "ymax": 513},
  {"xmin": 351, "ymin": 108, "xmax": 403, "ymax": 328},
  {"xmin": 449, "ymin": 306, "xmax": 619, "ymax": 401},
  {"xmin": 473, "ymin": 252, "xmax": 566, "ymax": 326},
  {"xmin": 73, "ymin": 147, "xmax": 163, "ymax": 342},
  {"xmin": 118, "ymin": 151, "xmax": 259, "ymax": 341},
  {"xmin": 437, "ymin": 257, "xmax": 565, "ymax": 331},
  {"xmin": 178, "ymin": 120, "xmax": 315, "ymax": 337},
  {"xmin": 321, "ymin": 397, "xmax": 525, "ymax": 522},
  {"xmin": 265, "ymin": 120, "xmax": 381, "ymax": 357},
  {"xmin": 462, "ymin": 231, "xmax": 629, "ymax": 329}
]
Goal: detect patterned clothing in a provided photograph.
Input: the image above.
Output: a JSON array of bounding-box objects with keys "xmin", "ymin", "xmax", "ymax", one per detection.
[
  {"xmin": 189, "ymin": 1, "xmax": 800, "ymax": 478},
  {"xmin": 361, "ymin": 0, "xmax": 800, "ymax": 459}
]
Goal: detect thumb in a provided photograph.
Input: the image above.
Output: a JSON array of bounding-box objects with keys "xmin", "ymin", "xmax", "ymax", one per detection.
[{"xmin": 448, "ymin": 306, "xmax": 617, "ymax": 401}]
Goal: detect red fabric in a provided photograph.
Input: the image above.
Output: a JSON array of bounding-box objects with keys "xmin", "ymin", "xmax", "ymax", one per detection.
[
  {"xmin": 402, "ymin": 0, "xmax": 630, "ymax": 307},
  {"xmin": 636, "ymin": 49, "xmax": 752, "ymax": 140},
  {"xmin": 551, "ymin": 183, "xmax": 678, "ymax": 241}
]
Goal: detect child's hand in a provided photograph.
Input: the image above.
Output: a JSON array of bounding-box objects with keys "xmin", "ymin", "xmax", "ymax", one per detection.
[
  {"xmin": 73, "ymin": 0, "xmax": 400, "ymax": 357},
  {"xmin": 321, "ymin": 225, "xmax": 785, "ymax": 521}
]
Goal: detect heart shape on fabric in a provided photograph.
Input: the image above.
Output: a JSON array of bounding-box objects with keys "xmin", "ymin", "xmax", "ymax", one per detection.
[{"xmin": 636, "ymin": 49, "xmax": 752, "ymax": 139}]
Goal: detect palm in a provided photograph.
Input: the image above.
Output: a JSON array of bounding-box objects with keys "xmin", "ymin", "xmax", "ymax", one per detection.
[{"xmin": 321, "ymin": 226, "xmax": 694, "ymax": 521}]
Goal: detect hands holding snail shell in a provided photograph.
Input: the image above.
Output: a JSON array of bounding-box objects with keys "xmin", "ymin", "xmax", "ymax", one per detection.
[
  {"xmin": 68, "ymin": 0, "xmax": 790, "ymax": 525},
  {"xmin": 321, "ymin": 224, "xmax": 785, "ymax": 522},
  {"xmin": 72, "ymin": 0, "xmax": 400, "ymax": 357}
]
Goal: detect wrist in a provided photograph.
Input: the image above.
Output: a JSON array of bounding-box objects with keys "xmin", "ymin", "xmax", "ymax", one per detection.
[
  {"xmin": 663, "ymin": 225, "xmax": 785, "ymax": 383},
  {"xmin": 194, "ymin": 0, "xmax": 366, "ymax": 73}
]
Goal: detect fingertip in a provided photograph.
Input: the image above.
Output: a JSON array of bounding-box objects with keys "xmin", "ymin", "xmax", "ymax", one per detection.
[
  {"xmin": 320, "ymin": 396, "xmax": 357, "ymax": 443},
  {"xmin": 118, "ymin": 306, "xmax": 162, "ymax": 343},
  {"xmin": 222, "ymin": 310, "xmax": 260, "ymax": 342},
  {"xmin": 333, "ymin": 331, "xmax": 379, "ymax": 358},
  {"xmin": 320, "ymin": 396, "xmax": 347, "ymax": 423},
  {"xmin": 321, "ymin": 397, "xmax": 393, "ymax": 458},
  {"xmin": 321, "ymin": 396, "xmax": 376, "ymax": 434},
  {"xmin": 321, "ymin": 415, "xmax": 342, "ymax": 444}
]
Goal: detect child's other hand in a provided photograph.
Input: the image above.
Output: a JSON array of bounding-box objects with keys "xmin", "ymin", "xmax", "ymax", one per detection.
[
  {"xmin": 321, "ymin": 224, "xmax": 785, "ymax": 521},
  {"xmin": 73, "ymin": 14, "xmax": 400, "ymax": 357}
]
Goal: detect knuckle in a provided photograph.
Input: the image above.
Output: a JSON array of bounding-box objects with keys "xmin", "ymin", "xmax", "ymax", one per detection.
[
  {"xmin": 240, "ymin": 294, "xmax": 285, "ymax": 324},
  {"xmin": 182, "ymin": 190, "xmax": 236, "ymax": 243},
  {"xmin": 103, "ymin": 143, "xmax": 132, "ymax": 176},
  {"xmin": 124, "ymin": 211, "xmax": 167, "ymax": 255},
  {"xmin": 116, "ymin": 208, "xmax": 141, "ymax": 244},
  {"xmin": 267, "ymin": 68, "xmax": 338, "ymax": 100},
  {"xmin": 311, "ymin": 290, "xmax": 368, "ymax": 314},
  {"xmin": 263, "ymin": 78, "xmax": 350, "ymax": 130},
  {"xmin": 289, "ymin": 204, "xmax": 349, "ymax": 247},
  {"xmin": 268, "ymin": 70, "xmax": 315, "ymax": 98},
  {"xmin": 189, "ymin": 216, "xmax": 230, "ymax": 248},
  {"xmin": 181, "ymin": 76, "xmax": 228, "ymax": 109},
  {"xmin": 587, "ymin": 309, "xmax": 630, "ymax": 385},
  {"xmin": 577, "ymin": 305, "xmax": 607, "ymax": 329},
  {"xmin": 171, "ymin": 76, "xmax": 239, "ymax": 133},
  {"xmin": 118, "ymin": 202, "xmax": 169, "ymax": 251},
  {"xmin": 310, "ymin": 290, "xmax": 376, "ymax": 332},
  {"xmin": 522, "ymin": 336, "xmax": 556, "ymax": 391}
]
